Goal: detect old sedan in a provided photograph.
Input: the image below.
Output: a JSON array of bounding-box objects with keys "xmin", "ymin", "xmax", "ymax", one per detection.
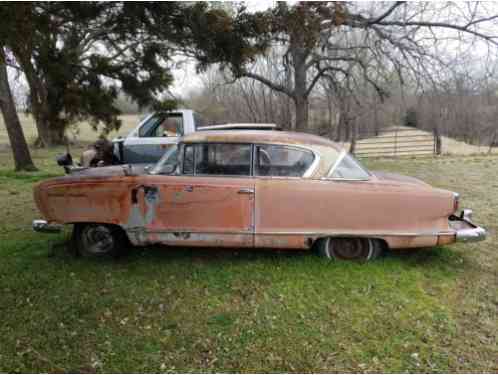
[{"xmin": 33, "ymin": 130, "xmax": 486, "ymax": 261}]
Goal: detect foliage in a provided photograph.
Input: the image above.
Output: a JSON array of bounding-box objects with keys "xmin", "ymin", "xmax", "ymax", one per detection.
[{"xmin": 0, "ymin": 2, "xmax": 265, "ymax": 146}]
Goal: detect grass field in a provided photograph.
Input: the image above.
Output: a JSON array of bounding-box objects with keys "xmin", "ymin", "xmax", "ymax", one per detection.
[{"xmin": 0, "ymin": 139, "xmax": 497, "ymax": 372}]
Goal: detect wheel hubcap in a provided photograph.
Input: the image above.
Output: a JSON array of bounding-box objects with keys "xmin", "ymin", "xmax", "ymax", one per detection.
[
  {"xmin": 81, "ymin": 225, "xmax": 114, "ymax": 255},
  {"xmin": 330, "ymin": 238, "xmax": 372, "ymax": 260}
]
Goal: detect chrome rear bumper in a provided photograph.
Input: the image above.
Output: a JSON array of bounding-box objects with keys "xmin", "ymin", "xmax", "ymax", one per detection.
[
  {"xmin": 33, "ymin": 220, "xmax": 62, "ymax": 233},
  {"xmin": 456, "ymin": 226, "xmax": 487, "ymax": 242},
  {"xmin": 453, "ymin": 209, "xmax": 487, "ymax": 242}
]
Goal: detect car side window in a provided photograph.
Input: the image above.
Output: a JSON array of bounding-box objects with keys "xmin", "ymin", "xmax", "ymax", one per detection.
[
  {"xmin": 188, "ymin": 143, "xmax": 251, "ymax": 176},
  {"xmin": 330, "ymin": 153, "xmax": 369, "ymax": 180},
  {"xmin": 139, "ymin": 114, "xmax": 184, "ymax": 137},
  {"xmin": 255, "ymin": 145, "xmax": 314, "ymax": 177}
]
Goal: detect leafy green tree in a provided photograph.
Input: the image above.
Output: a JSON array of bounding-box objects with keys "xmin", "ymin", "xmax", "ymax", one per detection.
[{"xmin": 0, "ymin": 2, "xmax": 264, "ymax": 146}]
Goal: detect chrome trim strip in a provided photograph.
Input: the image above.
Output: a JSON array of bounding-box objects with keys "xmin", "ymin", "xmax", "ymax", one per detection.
[
  {"xmin": 303, "ymin": 148, "xmax": 320, "ymax": 178},
  {"xmin": 321, "ymin": 177, "xmax": 370, "ymax": 182},
  {"xmin": 326, "ymin": 149, "xmax": 346, "ymax": 177},
  {"xmin": 125, "ymin": 228, "xmax": 451, "ymax": 238}
]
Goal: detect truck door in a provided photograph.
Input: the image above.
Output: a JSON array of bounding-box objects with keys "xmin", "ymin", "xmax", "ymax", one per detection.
[{"xmin": 123, "ymin": 113, "xmax": 184, "ymax": 163}]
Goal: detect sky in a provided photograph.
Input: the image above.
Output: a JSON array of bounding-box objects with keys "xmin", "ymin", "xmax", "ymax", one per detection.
[{"xmin": 170, "ymin": 0, "xmax": 279, "ymax": 98}]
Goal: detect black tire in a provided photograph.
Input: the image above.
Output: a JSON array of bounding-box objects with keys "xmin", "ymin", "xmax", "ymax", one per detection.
[
  {"xmin": 314, "ymin": 237, "xmax": 384, "ymax": 261},
  {"xmin": 73, "ymin": 223, "xmax": 127, "ymax": 258}
]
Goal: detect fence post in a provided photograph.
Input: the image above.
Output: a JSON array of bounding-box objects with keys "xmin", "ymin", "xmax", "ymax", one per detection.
[{"xmin": 433, "ymin": 127, "xmax": 442, "ymax": 155}]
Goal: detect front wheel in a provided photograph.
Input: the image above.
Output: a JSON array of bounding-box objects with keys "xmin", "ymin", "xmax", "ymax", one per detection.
[
  {"xmin": 314, "ymin": 237, "xmax": 384, "ymax": 261},
  {"xmin": 73, "ymin": 223, "xmax": 127, "ymax": 258}
]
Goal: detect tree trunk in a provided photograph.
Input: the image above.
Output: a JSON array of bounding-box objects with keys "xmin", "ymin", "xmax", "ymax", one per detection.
[
  {"xmin": 292, "ymin": 44, "xmax": 309, "ymax": 132},
  {"xmin": 349, "ymin": 118, "xmax": 358, "ymax": 155},
  {"xmin": 13, "ymin": 47, "xmax": 64, "ymax": 147},
  {"xmin": 0, "ymin": 50, "xmax": 37, "ymax": 171},
  {"xmin": 294, "ymin": 94, "xmax": 309, "ymax": 132},
  {"xmin": 488, "ymin": 130, "xmax": 497, "ymax": 154},
  {"xmin": 334, "ymin": 111, "xmax": 344, "ymax": 142}
]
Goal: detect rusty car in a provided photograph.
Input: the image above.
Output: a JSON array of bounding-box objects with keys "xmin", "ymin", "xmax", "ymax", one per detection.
[{"xmin": 33, "ymin": 130, "xmax": 486, "ymax": 261}]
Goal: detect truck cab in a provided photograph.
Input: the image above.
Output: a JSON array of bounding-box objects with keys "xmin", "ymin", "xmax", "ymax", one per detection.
[
  {"xmin": 113, "ymin": 110, "xmax": 280, "ymax": 164},
  {"xmin": 114, "ymin": 109, "xmax": 207, "ymax": 164}
]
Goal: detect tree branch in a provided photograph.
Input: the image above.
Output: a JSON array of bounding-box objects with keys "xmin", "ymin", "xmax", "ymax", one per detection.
[
  {"xmin": 240, "ymin": 71, "xmax": 293, "ymax": 97},
  {"xmin": 367, "ymin": 2, "xmax": 405, "ymax": 25}
]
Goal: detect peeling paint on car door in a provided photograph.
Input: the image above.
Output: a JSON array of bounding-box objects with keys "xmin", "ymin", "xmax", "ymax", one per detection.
[{"xmin": 127, "ymin": 175, "xmax": 255, "ymax": 247}]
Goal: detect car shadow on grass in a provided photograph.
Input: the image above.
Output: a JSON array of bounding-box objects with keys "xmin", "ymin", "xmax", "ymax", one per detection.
[{"xmin": 48, "ymin": 235, "xmax": 467, "ymax": 273}]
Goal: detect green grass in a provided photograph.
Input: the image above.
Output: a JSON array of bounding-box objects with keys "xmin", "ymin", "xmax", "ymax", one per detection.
[{"xmin": 0, "ymin": 146, "xmax": 497, "ymax": 372}]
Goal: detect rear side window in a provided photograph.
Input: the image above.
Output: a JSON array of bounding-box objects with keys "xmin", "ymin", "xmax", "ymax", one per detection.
[
  {"xmin": 182, "ymin": 143, "xmax": 252, "ymax": 176},
  {"xmin": 255, "ymin": 145, "xmax": 314, "ymax": 177},
  {"xmin": 330, "ymin": 153, "xmax": 369, "ymax": 180}
]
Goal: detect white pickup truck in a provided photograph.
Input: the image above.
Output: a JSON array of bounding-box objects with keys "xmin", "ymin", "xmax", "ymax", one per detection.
[
  {"xmin": 113, "ymin": 109, "xmax": 205, "ymax": 164},
  {"xmin": 113, "ymin": 109, "xmax": 278, "ymax": 163}
]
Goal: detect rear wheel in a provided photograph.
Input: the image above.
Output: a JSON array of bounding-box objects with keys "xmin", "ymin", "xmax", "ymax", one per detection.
[
  {"xmin": 314, "ymin": 237, "xmax": 384, "ymax": 261},
  {"xmin": 73, "ymin": 223, "xmax": 127, "ymax": 258}
]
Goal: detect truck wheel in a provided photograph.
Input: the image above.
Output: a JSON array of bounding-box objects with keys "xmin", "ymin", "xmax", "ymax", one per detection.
[
  {"xmin": 73, "ymin": 223, "xmax": 127, "ymax": 258},
  {"xmin": 314, "ymin": 237, "xmax": 383, "ymax": 261}
]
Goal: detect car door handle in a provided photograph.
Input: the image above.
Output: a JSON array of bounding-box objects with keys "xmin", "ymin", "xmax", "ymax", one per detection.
[
  {"xmin": 238, "ymin": 188, "xmax": 254, "ymax": 195},
  {"xmin": 184, "ymin": 185, "xmax": 194, "ymax": 192}
]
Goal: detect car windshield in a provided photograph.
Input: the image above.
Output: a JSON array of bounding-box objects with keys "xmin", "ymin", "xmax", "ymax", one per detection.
[
  {"xmin": 329, "ymin": 151, "xmax": 370, "ymax": 180},
  {"xmin": 149, "ymin": 145, "xmax": 178, "ymax": 175}
]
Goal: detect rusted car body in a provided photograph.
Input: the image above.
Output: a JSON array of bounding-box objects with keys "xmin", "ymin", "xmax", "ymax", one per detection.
[{"xmin": 33, "ymin": 130, "xmax": 486, "ymax": 260}]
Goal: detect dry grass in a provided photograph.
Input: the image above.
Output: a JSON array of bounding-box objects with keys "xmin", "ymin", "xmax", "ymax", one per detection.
[{"xmin": 0, "ymin": 113, "xmax": 142, "ymax": 149}]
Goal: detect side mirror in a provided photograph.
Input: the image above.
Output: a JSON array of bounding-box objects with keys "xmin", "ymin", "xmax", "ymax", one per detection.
[{"xmin": 56, "ymin": 153, "xmax": 73, "ymax": 166}]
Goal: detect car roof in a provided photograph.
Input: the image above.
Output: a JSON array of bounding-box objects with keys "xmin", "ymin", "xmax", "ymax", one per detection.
[{"xmin": 182, "ymin": 130, "xmax": 341, "ymax": 150}]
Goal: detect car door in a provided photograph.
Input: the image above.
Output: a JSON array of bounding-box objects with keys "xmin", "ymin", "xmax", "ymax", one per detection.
[
  {"xmin": 123, "ymin": 112, "xmax": 184, "ymax": 163},
  {"xmin": 144, "ymin": 142, "xmax": 255, "ymax": 247},
  {"xmin": 253, "ymin": 144, "xmax": 319, "ymax": 249}
]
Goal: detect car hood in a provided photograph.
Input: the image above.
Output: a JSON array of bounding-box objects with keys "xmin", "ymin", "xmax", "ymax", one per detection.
[
  {"xmin": 67, "ymin": 164, "xmax": 150, "ymax": 177},
  {"xmin": 372, "ymin": 171, "xmax": 431, "ymax": 187}
]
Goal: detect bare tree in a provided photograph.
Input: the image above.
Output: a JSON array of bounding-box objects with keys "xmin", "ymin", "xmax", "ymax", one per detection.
[{"xmin": 234, "ymin": 2, "xmax": 498, "ymax": 131}]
